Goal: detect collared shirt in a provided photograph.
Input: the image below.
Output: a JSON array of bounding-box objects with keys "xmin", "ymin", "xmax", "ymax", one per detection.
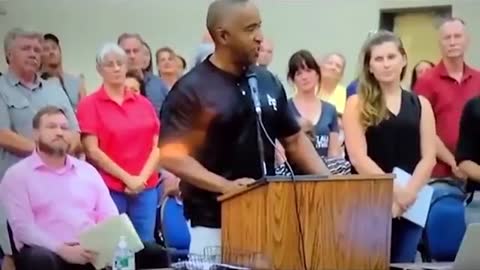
[
  {"xmin": 143, "ymin": 72, "xmax": 169, "ymax": 115},
  {"xmin": 43, "ymin": 73, "xmax": 82, "ymax": 110},
  {"xmin": 77, "ymin": 86, "xmax": 160, "ymax": 192},
  {"xmin": 414, "ymin": 61, "xmax": 480, "ymax": 178},
  {"xmin": 159, "ymin": 60, "xmax": 300, "ymax": 228},
  {"xmin": 0, "ymin": 151, "xmax": 118, "ymax": 252},
  {"xmin": 0, "ymin": 70, "xmax": 79, "ymax": 180}
]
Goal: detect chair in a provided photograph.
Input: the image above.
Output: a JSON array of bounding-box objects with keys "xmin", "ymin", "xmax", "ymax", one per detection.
[
  {"xmin": 415, "ymin": 179, "xmax": 467, "ymax": 262},
  {"xmin": 3, "ymin": 221, "xmax": 18, "ymax": 268},
  {"xmin": 8, "ymin": 221, "xmax": 170, "ymax": 269},
  {"xmin": 421, "ymin": 194, "xmax": 466, "ymax": 262},
  {"xmin": 7, "ymin": 222, "xmax": 17, "ymax": 257},
  {"xmin": 159, "ymin": 196, "xmax": 191, "ymax": 262}
]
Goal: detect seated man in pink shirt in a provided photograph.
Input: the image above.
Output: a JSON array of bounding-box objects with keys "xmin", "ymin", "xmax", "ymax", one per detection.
[{"xmin": 0, "ymin": 106, "xmax": 118, "ymax": 270}]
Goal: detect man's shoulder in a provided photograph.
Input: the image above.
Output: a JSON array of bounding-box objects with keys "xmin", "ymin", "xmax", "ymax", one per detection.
[
  {"xmin": 40, "ymin": 77, "xmax": 62, "ymax": 90},
  {"xmin": 170, "ymin": 66, "xmax": 207, "ymax": 95},
  {"xmin": 253, "ymin": 65, "xmax": 278, "ymax": 82},
  {"xmin": 253, "ymin": 66, "xmax": 284, "ymax": 94},
  {"xmin": 39, "ymin": 79, "xmax": 72, "ymax": 102},
  {"xmin": 179, "ymin": 63, "xmax": 210, "ymax": 86},
  {"xmin": 2, "ymin": 156, "xmax": 33, "ymax": 181},
  {"xmin": 145, "ymin": 73, "xmax": 168, "ymax": 89},
  {"xmin": 413, "ymin": 70, "xmax": 437, "ymax": 96}
]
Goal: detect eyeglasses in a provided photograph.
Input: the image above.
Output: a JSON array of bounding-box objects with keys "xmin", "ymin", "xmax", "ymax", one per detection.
[{"xmin": 102, "ymin": 60, "xmax": 126, "ymax": 69}]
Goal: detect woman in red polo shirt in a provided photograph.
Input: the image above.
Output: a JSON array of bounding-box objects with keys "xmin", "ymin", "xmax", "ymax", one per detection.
[{"xmin": 76, "ymin": 43, "xmax": 160, "ymax": 242}]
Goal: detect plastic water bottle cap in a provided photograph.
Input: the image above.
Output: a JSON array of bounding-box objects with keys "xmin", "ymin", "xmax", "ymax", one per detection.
[{"xmin": 118, "ymin": 235, "xmax": 128, "ymax": 248}]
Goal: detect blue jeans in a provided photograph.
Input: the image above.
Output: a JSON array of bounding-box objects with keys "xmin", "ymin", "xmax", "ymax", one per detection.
[
  {"xmin": 430, "ymin": 179, "xmax": 466, "ymax": 202},
  {"xmin": 390, "ymin": 179, "xmax": 466, "ymax": 263},
  {"xmin": 391, "ymin": 218, "xmax": 423, "ymax": 263},
  {"xmin": 110, "ymin": 188, "xmax": 158, "ymax": 242}
]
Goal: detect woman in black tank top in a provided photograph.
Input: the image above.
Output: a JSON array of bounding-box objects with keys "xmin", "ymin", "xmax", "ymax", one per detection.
[{"xmin": 343, "ymin": 31, "xmax": 436, "ymax": 263}]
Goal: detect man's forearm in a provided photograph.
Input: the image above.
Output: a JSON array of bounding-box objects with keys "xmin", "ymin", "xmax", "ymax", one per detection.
[
  {"xmin": 408, "ymin": 158, "xmax": 436, "ymax": 193},
  {"xmin": 12, "ymin": 221, "xmax": 62, "ymax": 253},
  {"xmin": 436, "ymin": 136, "xmax": 455, "ymax": 166},
  {"xmin": 159, "ymin": 154, "xmax": 229, "ymax": 193},
  {"xmin": 285, "ymin": 133, "xmax": 331, "ymax": 175},
  {"xmin": 0, "ymin": 130, "xmax": 35, "ymax": 156},
  {"xmin": 459, "ymin": 161, "xmax": 480, "ymax": 182}
]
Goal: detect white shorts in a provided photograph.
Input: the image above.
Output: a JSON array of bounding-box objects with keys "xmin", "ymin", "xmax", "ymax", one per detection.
[{"xmin": 187, "ymin": 221, "xmax": 221, "ymax": 255}]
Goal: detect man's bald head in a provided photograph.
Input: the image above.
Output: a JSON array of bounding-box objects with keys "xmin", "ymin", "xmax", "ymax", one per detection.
[
  {"xmin": 257, "ymin": 38, "xmax": 274, "ymax": 67},
  {"xmin": 206, "ymin": 0, "xmax": 249, "ymax": 42}
]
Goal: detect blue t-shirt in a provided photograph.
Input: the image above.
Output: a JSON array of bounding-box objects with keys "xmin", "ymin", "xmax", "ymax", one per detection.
[
  {"xmin": 288, "ymin": 99, "xmax": 339, "ymax": 156},
  {"xmin": 346, "ymin": 79, "xmax": 358, "ymax": 98}
]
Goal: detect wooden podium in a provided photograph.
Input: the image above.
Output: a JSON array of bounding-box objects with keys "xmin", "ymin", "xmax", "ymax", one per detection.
[{"xmin": 218, "ymin": 174, "xmax": 394, "ymax": 270}]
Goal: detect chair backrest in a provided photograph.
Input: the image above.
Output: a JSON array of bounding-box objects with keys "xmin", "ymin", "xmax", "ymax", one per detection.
[
  {"xmin": 423, "ymin": 192, "xmax": 466, "ymax": 261},
  {"xmin": 7, "ymin": 222, "xmax": 18, "ymax": 256},
  {"xmin": 160, "ymin": 196, "xmax": 191, "ymax": 250}
]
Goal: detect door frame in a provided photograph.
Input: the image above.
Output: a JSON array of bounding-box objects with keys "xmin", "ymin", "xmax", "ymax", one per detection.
[{"xmin": 379, "ymin": 6, "xmax": 452, "ymax": 31}]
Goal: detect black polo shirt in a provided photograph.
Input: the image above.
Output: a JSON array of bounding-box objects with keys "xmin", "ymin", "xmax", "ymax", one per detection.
[
  {"xmin": 159, "ymin": 58, "xmax": 300, "ymax": 228},
  {"xmin": 456, "ymin": 96, "xmax": 480, "ymax": 191}
]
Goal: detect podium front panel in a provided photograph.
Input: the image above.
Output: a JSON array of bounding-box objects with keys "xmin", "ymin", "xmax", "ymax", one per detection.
[{"xmin": 221, "ymin": 176, "xmax": 393, "ymax": 270}]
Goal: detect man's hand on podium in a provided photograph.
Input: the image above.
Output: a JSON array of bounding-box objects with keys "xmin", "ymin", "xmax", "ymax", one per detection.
[{"xmin": 221, "ymin": 178, "xmax": 256, "ymax": 194}]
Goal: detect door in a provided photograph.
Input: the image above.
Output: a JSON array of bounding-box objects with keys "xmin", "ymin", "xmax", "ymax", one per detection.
[{"xmin": 393, "ymin": 12, "xmax": 442, "ymax": 88}]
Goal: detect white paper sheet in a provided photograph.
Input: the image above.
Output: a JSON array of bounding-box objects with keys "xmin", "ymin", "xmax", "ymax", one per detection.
[
  {"xmin": 393, "ymin": 167, "xmax": 434, "ymax": 228},
  {"xmin": 78, "ymin": 214, "xmax": 144, "ymax": 269}
]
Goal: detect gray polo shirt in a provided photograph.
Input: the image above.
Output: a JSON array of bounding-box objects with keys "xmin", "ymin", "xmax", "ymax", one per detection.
[
  {"xmin": 46, "ymin": 73, "xmax": 82, "ymax": 111},
  {"xmin": 0, "ymin": 70, "xmax": 79, "ymax": 181}
]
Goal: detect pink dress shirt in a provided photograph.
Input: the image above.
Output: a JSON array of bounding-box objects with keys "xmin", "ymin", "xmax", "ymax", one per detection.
[{"xmin": 0, "ymin": 152, "xmax": 119, "ymax": 252}]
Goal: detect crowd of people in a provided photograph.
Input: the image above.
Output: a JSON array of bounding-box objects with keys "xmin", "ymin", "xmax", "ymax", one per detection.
[{"xmin": 0, "ymin": 0, "xmax": 479, "ymax": 269}]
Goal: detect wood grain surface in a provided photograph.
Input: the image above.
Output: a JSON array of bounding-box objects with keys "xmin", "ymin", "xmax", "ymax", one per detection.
[{"xmin": 221, "ymin": 175, "xmax": 393, "ymax": 270}]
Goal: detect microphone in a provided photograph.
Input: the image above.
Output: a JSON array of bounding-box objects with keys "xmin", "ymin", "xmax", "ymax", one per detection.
[
  {"xmin": 247, "ymin": 70, "xmax": 262, "ymax": 115},
  {"xmin": 246, "ymin": 68, "xmax": 267, "ymax": 179}
]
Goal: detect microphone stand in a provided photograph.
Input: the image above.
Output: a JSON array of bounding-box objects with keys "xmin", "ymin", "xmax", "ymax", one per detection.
[
  {"xmin": 247, "ymin": 71, "xmax": 268, "ymax": 182},
  {"xmin": 255, "ymin": 109, "xmax": 267, "ymax": 181}
]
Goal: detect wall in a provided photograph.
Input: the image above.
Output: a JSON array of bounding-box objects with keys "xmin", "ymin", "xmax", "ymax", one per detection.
[
  {"xmin": 0, "ymin": 0, "xmax": 379, "ymax": 92},
  {"xmin": 0, "ymin": 0, "xmax": 479, "ymax": 93},
  {"xmin": 381, "ymin": 0, "xmax": 480, "ymax": 68}
]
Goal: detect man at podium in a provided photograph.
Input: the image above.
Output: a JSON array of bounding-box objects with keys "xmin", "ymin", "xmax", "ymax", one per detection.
[{"xmin": 158, "ymin": 0, "xmax": 330, "ymax": 255}]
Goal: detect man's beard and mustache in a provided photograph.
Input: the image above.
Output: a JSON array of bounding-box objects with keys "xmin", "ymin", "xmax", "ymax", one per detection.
[{"xmin": 37, "ymin": 136, "xmax": 70, "ymax": 157}]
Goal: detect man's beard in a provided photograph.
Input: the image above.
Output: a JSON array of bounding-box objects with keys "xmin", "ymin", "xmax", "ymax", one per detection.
[{"xmin": 37, "ymin": 138, "xmax": 70, "ymax": 157}]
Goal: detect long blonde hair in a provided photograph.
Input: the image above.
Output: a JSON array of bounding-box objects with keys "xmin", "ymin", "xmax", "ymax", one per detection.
[{"xmin": 357, "ymin": 30, "xmax": 407, "ymax": 128}]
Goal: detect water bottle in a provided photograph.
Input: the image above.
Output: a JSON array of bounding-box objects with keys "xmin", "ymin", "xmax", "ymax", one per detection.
[{"xmin": 112, "ymin": 235, "xmax": 135, "ymax": 270}]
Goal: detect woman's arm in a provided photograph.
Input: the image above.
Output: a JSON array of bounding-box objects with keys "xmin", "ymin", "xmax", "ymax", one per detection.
[
  {"xmin": 139, "ymin": 135, "xmax": 160, "ymax": 182},
  {"xmin": 327, "ymin": 132, "xmax": 341, "ymax": 157},
  {"xmin": 406, "ymin": 96, "xmax": 437, "ymax": 193},
  {"xmin": 82, "ymin": 135, "xmax": 140, "ymax": 190},
  {"xmin": 343, "ymin": 95, "xmax": 384, "ymax": 174}
]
